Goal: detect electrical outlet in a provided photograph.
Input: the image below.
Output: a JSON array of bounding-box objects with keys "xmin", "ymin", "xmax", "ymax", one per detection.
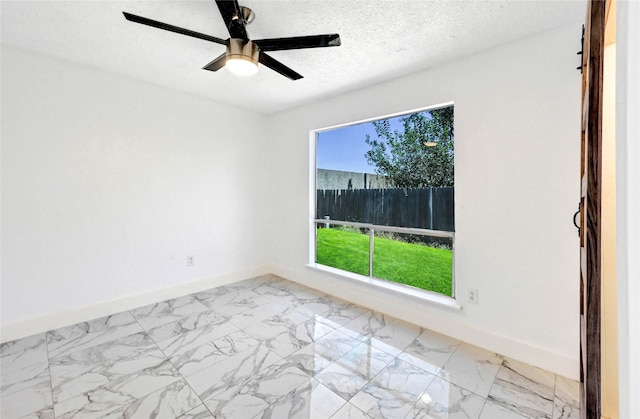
[
  {"xmin": 187, "ymin": 256, "xmax": 194, "ymax": 266},
  {"xmin": 468, "ymin": 289, "xmax": 478, "ymax": 304}
]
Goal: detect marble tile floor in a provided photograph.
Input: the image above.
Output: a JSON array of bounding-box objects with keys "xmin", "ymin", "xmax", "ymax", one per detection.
[{"xmin": 0, "ymin": 274, "xmax": 580, "ymax": 419}]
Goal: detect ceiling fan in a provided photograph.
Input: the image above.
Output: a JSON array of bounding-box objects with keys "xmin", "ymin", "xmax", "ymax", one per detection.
[{"xmin": 123, "ymin": 0, "xmax": 341, "ymax": 80}]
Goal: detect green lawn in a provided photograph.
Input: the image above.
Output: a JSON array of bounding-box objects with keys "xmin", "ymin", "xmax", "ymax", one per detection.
[{"xmin": 316, "ymin": 228, "xmax": 452, "ymax": 296}]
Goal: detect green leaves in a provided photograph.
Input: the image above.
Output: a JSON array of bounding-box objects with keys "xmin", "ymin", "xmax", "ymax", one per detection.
[{"xmin": 364, "ymin": 107, "xmax": 454, "ymax": 188}]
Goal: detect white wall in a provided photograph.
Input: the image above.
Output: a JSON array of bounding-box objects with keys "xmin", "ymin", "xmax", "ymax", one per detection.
[
  {"xmin": 268, "ymin": 25, "xmax": 582, "ymax": 379},
  {"xmin": 616, "ymin": 0, "xmax": 640, "ymax": 416},
  {"xmin": 0, "ymin": 47, "xmax": 271, "ymax": 341}
]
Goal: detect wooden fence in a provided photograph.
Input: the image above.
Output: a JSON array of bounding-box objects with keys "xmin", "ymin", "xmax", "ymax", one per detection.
[{"xmin": 316, "ymin": 187, "xmax": 454, "ymax": 231}]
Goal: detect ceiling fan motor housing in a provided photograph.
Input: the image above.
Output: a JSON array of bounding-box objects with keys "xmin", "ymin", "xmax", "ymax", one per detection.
[{"xmin": 227, "ymin": 38, "xmax": 259, "ymax": 65}]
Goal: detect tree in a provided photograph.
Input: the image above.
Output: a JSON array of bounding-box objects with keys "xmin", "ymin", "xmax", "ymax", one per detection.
[{"xmin": 364, "ymin": 107, "xmax": 454, "ymax": 188}]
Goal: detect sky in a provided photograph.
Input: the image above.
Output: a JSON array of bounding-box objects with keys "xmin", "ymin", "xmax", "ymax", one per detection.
[{"xmin": 316, "ymin": 115, "xmax": 405, "ymax": 174}]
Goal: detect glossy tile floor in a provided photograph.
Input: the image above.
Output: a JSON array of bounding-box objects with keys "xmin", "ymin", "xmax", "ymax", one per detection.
[{"xmin": 1, "ymin": 275, "xmax": 580, "ymax": 419}]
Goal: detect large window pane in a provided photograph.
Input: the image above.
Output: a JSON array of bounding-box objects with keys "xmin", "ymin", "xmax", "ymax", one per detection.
[{"xmin": 314, "ymin": 105, "xmax": 455, "ymax": 298}]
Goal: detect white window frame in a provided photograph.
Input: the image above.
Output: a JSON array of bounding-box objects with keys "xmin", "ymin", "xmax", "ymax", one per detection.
[{"xmin": 308, "ymin": 104, "xmax": 459, "ymax": 309}]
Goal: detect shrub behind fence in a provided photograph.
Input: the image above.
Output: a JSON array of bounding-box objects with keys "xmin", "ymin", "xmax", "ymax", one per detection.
[{"xmin": 316, "ymin": 187, "xmax": 454, "ymax": 231}]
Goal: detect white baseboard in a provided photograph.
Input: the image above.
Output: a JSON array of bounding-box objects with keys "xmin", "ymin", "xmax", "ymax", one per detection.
[
  {"xmin": 0, "ymin": 265, "xmax": 271, "ymax": 343},
  {"xmin": 270, "ymin": 263, "xmax": 580, "ymax": 381}
]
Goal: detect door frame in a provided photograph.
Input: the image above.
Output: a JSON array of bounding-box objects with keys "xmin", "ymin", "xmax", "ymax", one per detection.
[{"xmin": 580, "ymin": 1, "xmax": 606, "ymax": 417}]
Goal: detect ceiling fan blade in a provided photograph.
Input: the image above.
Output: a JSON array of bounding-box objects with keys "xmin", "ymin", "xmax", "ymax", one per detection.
[
  {"xmin": 214, "ymin": 0, "xmax": 249, "ymax": 40},
  {"xmin": 123, "ymin": 12, "xmax": 226, "ymax": 45},
  {"xmin": 259, "ymin": 52, "xmax": 303, "ymax": 80},
  {"xmin": 202, "ymin": 53, "xmax": 227, "ymax": 72},
  {"xmin": 254, "ymin": 34, "xmax": 341, "ymax": 52}
]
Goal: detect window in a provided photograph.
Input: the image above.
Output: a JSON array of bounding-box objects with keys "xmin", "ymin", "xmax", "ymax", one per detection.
[{"xmin": 312, "ymin": 105, "xmax": 455, "ymax": 300}]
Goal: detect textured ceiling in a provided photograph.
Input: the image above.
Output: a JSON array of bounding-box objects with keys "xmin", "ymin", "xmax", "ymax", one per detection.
[{"xmin": 1, "ymin": 0, "xmax": 586, "ymax": 114}]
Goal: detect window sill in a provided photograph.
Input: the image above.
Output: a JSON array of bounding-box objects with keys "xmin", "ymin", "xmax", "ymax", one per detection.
[{"xmin": 305, "ymin": 263, "xmax": 462, "ymax": 310}]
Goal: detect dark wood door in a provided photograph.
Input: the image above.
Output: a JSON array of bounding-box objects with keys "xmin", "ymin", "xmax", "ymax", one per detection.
[{"xmin": 579, "ymin": 1, "xmax": 605, "ymax": 417}]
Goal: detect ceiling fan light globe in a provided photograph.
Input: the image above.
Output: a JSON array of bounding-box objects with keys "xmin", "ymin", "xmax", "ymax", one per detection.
[{"xmin": 226, "ymin": 57, "xmax": 258, "ymax": 76}]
